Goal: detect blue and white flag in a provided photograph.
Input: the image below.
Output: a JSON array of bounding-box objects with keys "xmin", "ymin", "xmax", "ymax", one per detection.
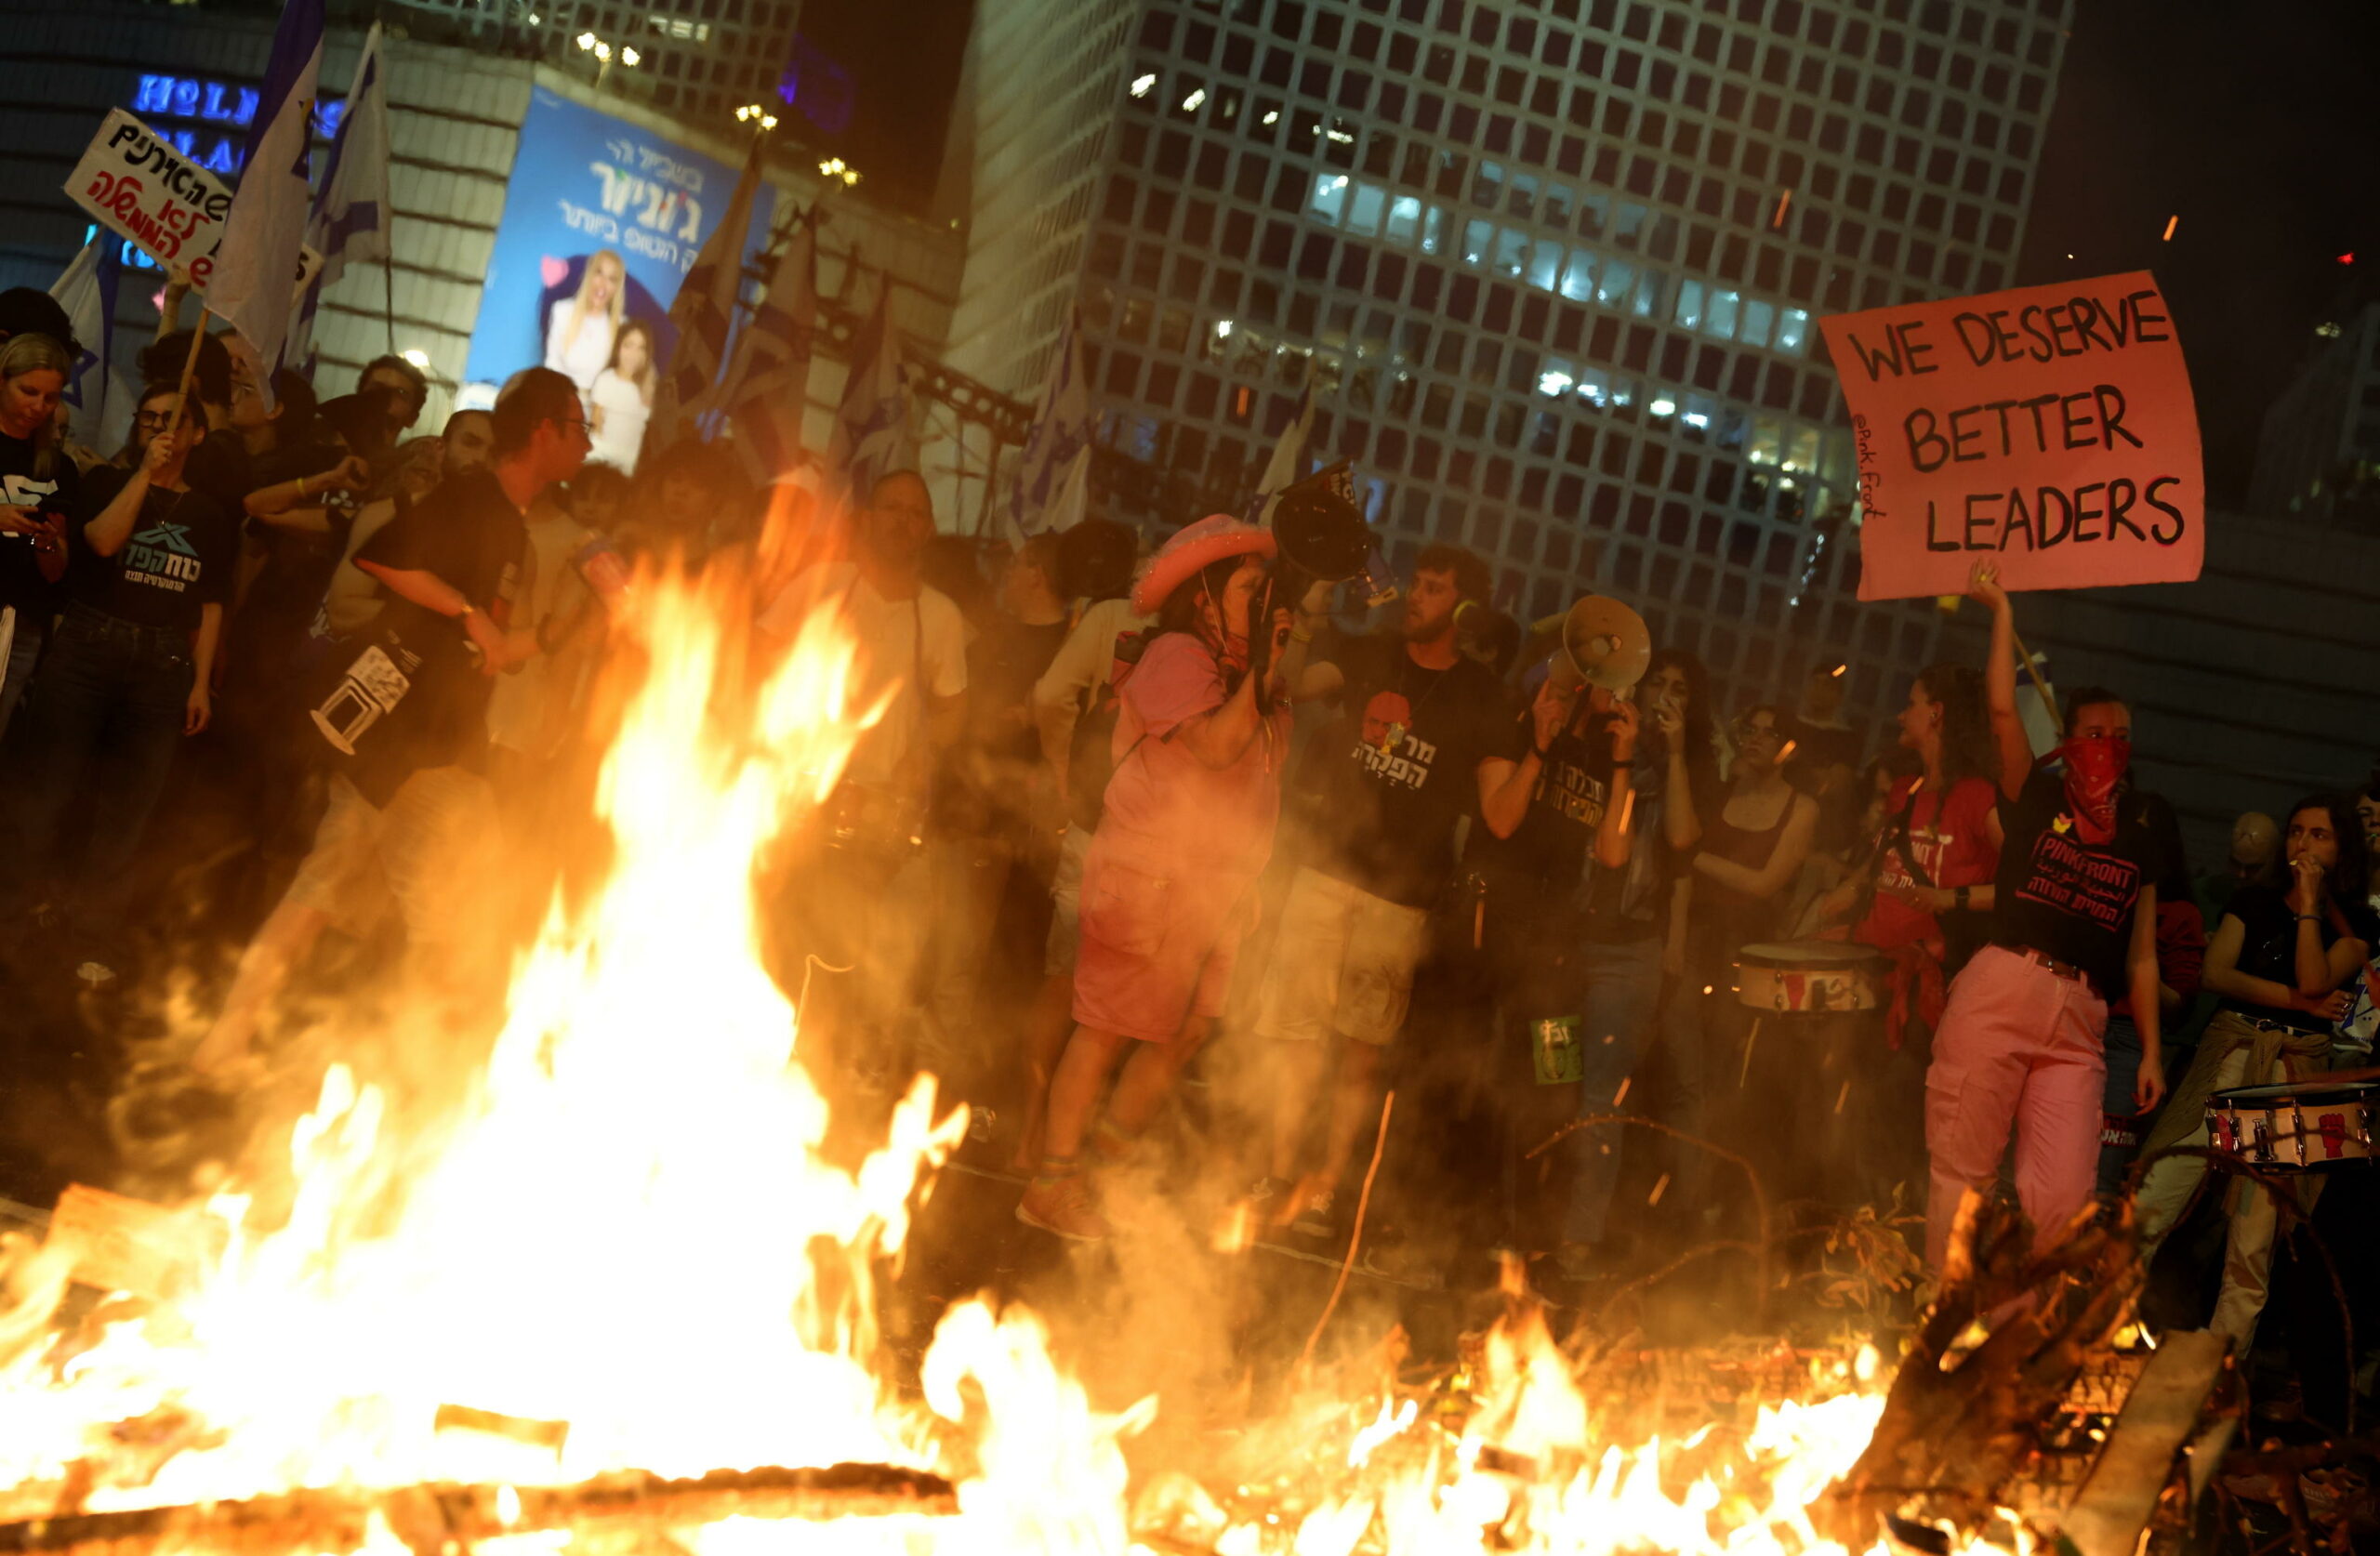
[
  {"xmin": 644, "ymin": 136, "xmax": 764, "ymax": 462},
  {"xmin": 208, "ymin": 0, "xmax": 325, "ymax": 405},
  {"xmin": 826, "ymin": 277, "xmax": 911, "ymax": 509},
  {"xmin": 722, "ymin": 218, "xmax": 817, "ymax": 485},
  {"xmin": 288, "ymin": 22, "xmax": 391, "ymax": 373},
  {"xmin": 1005, "ymin": 304, "xmax": 1093, "ymax": 537},
  {"xmin": 1247, "ymin": 367, "xmax": 1316, "ymax": 527},
  {"xmin": 49, "ymin": 233, "xmax": 122, "ymax": 433}
]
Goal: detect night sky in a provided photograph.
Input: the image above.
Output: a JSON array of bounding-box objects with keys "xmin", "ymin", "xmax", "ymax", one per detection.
[
  {"xmin": 2016, "ymin": 0, "xmax": 2380, "ymax": 506},
  {"xmin": 815, "ymin": 0, "xmax": 2380, "ymax": 508}
]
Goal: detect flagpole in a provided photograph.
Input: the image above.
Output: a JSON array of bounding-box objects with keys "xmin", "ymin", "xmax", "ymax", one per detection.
[
  {"xmin": 170, "ymin": 309, "xmax": 212, "ymax": 435},
  {"xmin": 382, "ymin": 257, "xmax": 397, "ymax": 356}
]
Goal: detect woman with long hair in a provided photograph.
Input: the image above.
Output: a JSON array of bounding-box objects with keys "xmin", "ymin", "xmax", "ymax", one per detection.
[
  {"xmin": 588, "ymin": 319, "xmax": 656, "ymax": 471},
  {"xmin": 1813, "ymin": 656, "xmax": 2003, "ymax": 1202},
  {"xmin": 545, "ymin": 249, "xmax": 626, "ymax": 396},
  {"xmin": 1664, "ymin": 703, "xmax": 1821, "ymax": 1210},
  {"xmin": 0, "ymin": 333, "xmax": 74, "ymax": 737},
  {"xmin": 1016, "ymin": 516, "xmax": 1292, "ymax": 1242},
  {"xmin": 2135, "ymin": 794, "xmax": 2376, "ymax": 1344}
]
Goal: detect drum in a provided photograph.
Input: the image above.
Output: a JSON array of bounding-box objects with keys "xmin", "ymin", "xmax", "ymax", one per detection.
[
  {"xmin": 2205, "ymin": 1080, "xmax": 2378, "ymax": 1169},
  {"xmin": 1735, "ymin": 941, "xmax": 1890, "ymax": 1014}
]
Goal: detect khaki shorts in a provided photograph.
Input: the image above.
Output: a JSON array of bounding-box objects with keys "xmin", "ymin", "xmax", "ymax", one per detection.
[
  {"xmin": 1253, "ymin": 864, "xmax": 1434, "ymax": 1047},
  {"xmin": 283, "ymin": 768, "xmax": 499, "ymax": 946}
]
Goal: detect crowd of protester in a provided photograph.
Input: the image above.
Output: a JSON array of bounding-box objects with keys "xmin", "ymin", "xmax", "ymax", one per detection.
[{"xmin": 1, "ymin": 281, "xmax": 2377, "ymax": 1427}]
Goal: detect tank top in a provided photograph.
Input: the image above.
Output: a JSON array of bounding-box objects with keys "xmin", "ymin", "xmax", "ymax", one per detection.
[{"xmin": 1698, "ymin": 785, "xmax": 1794, "ymax": 948}]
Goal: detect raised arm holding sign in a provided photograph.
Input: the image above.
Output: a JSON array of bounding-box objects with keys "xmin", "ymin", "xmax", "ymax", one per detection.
[{"xmin": 1819, "ymin": 270, "xmax": 2205, "ymax": 601}]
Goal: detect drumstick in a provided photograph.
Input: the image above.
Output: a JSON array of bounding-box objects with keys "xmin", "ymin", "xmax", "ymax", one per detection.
[{"xmin": 1739, "ymin": 1018, "xmax": 1761, "ymax": 1088}]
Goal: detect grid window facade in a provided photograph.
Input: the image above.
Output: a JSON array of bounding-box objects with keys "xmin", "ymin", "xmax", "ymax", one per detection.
[{"xmin": 970, "ymin": 0, "xmax": 2073, "ymax": 719}]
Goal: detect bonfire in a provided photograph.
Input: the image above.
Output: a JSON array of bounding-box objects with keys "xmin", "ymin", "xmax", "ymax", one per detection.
[{"xmin": 0, "ymin": 561, "xmax": 2207, "ymax": 1556}]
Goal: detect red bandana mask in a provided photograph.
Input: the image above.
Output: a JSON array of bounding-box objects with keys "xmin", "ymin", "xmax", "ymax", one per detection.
[{"xmin": 2056, "ymin": 734, "xmax": 2131, "ymax": 845}]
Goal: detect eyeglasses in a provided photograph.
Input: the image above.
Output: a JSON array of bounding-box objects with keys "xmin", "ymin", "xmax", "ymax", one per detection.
[{"xmin": 134, "ymin": 410, "xmax": 177, "ymax": 429}]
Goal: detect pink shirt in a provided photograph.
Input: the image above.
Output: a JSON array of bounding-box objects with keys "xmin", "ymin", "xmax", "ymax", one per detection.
[{"xmin": 1097, "ymin": 632, "xmax": 1288, "ymax": 877}]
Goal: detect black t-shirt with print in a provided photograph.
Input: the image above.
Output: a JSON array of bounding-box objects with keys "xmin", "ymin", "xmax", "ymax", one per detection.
[
  {"xmin": 71, "ymin": 469, "xmax": 238, "ymax": 632},
  {"xmin": 2221, "ymin": 883, "xmax": 2380, "ymax": 1033},
  {"xmin": 1472, "ymin": 694, "xmax": 1659, "ymax": 941},
  {"xmin": 0, "ymin": 432, "xmax": 78, "ymax": 616},
  {"xmin": 1299, "ymin": 633, "xmax": 1513, "ymax": 907},
  {"xmin": 312, "ymin": 468, "xmax": 526, "ymax": 804},
  {"xmin": 1992, "ymin": 771, "xmax": 2178, "ymax": 994}
]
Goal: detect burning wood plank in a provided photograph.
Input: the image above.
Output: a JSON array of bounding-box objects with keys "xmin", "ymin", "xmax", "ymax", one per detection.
[
  {"xmin": 2056, "ymin": 1328, "xmax": 2233, "ymax": 1556},
  {"xmin": 0, "ymin": 1464, "xmax": 957, "ymax": 1556}
]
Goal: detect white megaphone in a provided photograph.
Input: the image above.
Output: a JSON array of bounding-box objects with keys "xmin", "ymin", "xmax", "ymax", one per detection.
[{"xmin": 1538, "ymin": 595, "xmax": 1652, "ymax": 696}]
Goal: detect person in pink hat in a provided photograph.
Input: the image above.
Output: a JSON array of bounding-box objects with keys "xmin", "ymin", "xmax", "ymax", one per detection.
[{"xmin": 1016, "ymin": 514, "xmax": 1293, "ymax": 1241}]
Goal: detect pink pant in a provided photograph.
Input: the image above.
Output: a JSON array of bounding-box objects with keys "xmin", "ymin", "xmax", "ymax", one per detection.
[{"xmin": 1924, "ymin": 944, "xmax": 2109, "ymax": 1266}]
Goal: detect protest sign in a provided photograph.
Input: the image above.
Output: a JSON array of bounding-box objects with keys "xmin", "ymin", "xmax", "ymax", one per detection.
[
  {"xmin": 1819, "ymin": 270, "xmax": 2203, "ymax": 601},
  {"xmin": 65, "ymin": 109, "xmax": 320, "ymax": 295}
]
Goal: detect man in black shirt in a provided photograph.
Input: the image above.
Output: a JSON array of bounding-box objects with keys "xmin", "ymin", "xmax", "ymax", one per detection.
[
  {"xmin": 1254, "ymin": 546, "xmax": 1530, "ymax": 1236},
  {"xmin": 192, "ymin": 369, "xmax": 589, "ymax": 1077},
  {"xmin": 1923, "ymin": 562, "xmax": 2169, "ymax": 1268}
]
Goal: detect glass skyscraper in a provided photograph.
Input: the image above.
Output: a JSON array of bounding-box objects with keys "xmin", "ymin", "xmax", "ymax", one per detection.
[{"xmin": 950, "ymin": 0, "xmax": 2074, "ymax": 719}]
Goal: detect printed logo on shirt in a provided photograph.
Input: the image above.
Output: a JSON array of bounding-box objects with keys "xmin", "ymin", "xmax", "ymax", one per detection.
[
  {"xmin": 2, "ymin": 475, "xmax": 60, "ymax": 510},
  {"xmin": 124, "ymin": 519, "xmax": 204, "ymax": 592},
  {"xmin": 2013, "ymin": 827, "xmax": 2141, "ymax": 931},
  {"xmin": 1540, "ymin": 754, "xmax": 1608, "ymax": 831},
  {"xmin": 1351, "ymin": 689, "xmax": 1439, "ymax": 789}
]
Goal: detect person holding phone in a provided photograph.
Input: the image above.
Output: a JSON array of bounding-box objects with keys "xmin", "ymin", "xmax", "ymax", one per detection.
[{"xmin": 0, "ymin": 333, "xmax": 76, "ymax": 738}]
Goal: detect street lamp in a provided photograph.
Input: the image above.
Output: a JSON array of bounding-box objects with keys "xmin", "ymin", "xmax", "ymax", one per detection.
[
  {"xmin": 819, "ymin": 156, "xmax": 859, "ymax": 188},
  {"xmin": 736, "ymin": 102, "xmax": 779, "ymax": 132},
  {"xmin": 576, "ymin": 30, "xmax": 637, "ymax": 88}
]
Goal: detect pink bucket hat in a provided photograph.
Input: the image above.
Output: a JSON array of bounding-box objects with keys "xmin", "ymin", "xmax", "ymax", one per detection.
[{"xmin": 1130, "ymin": 514, "xmax": 1276, "ymax": 614}]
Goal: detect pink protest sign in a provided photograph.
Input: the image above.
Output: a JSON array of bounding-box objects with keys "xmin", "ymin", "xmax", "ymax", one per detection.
[{"xmin": 1819, "ymin": 270, "xmax": 2204, "ymax": 600}]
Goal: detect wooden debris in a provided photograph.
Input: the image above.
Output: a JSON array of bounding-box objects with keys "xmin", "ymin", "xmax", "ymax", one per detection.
[
  {"xmin": 2058, "ymin": 1329, "xmax": 2232, "ymax": 1556},
  {"xmin": 0, "ymin": 1463, "xmax": 956, "ymax": 1556}
]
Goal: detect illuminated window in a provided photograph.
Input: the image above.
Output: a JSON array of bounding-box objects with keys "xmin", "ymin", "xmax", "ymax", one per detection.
[
  {"xmin": 1673, "ymin": 278, "xmax": 1704, "ymax": 330},
  {"xmin": 1705, "ymin": 288, "xmax": 1740, "ymax": 339},
  {"xmin": 1493, "ymin": 226, "xmax": 1528, "ymax": 276},
  {"xmin": 1596, "ymin": 256, "xmax": 1634, "ymax": 308},
  {"xmin": 1346, "ymin": 181, "xmax": 1386, "ymax": 235},
  {"xmin": 1527, "ymin": 238, "xmax": 1561, "ymax": 292},
  {"xmin": 1776, "ymin": 307, "xmax": 1811, "ymax": 355},
  {"xmin": 1308, "ymin": 172, "xmax": 1349, "ymax": 225},
  {"xmin": 1740, "ymin": 298, "xmax": 1776, "ymax": 349},
  {"xmin": 1384, "ymin": 194, "xmax": 1421, "ymax": 245},
  {"xmin": 1462, "ymin": 218, "xmax": 1492, "ymax": 265},
  {"xmin": 1559, "ymin": 248, "xmax": 1595, "ymax": 302}
]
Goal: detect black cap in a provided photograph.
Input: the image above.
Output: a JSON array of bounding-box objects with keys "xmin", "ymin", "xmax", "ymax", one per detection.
[{"xmin": 0, "ymin": 288, "xmax": 80, "ymax": 359}]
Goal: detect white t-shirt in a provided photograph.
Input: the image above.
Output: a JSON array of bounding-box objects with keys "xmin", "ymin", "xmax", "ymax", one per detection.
[
  {"xmin": 760, "ymin": 561, "xmax": 967, "ymax": 786},
  {"xmin": 545, "ymin": 307, "xmax": 615, "ymax": 396},
  {"xmin": 588, "ymin": 369, "xmax": 650, "ymax": 472}
]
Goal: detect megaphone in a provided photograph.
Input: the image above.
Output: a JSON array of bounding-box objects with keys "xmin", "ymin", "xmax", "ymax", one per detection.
[
  {"xmin": 1535, "ymin": 595, "xmax": 1652, "ymax": 695},
  {"xmin": 1268, "ymin": 462, "xmax": 1397, "ymax": 608}
]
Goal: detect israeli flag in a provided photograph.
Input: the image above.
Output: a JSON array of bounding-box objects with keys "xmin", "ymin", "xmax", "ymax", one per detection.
[
  {"xmin": 826, "ymin": 279, "xmax": 912, "ymax": 510},
  {"xmin": 1006, "ymin": 304, "xmax": 1093, "ymax": 537},
  {"xmin": 1246, "ymin": 367, "xmax": 1316, "ymax": 527},
  {"xmin": 722, "ymin": 218, "xmax": 817, "ymax": 485},
  {"xmin": 645, "ymin": 138, "xmax": 764, "ymax": 462},
  {"xmin": 49, "ymin": 233, "xmax": 122, "ymax": 433},
  {"xmin": 288, "ymin": 22, "xmax": 391, "ymax": 373},
  {"xmin": 209, "ymin": 0, "xmax": 325, "ymax": 405}
]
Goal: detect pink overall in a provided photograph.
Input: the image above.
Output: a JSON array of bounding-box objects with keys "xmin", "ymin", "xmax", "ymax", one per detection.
[{"xmin": 1923, "ymin": 943, "xmax": 2108, "ymax": 1266}]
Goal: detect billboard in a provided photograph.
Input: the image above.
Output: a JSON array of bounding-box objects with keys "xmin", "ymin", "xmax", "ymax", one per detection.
[{"xmin": 463, "ymin": 88, "xmax": 774, "ymax": 468}]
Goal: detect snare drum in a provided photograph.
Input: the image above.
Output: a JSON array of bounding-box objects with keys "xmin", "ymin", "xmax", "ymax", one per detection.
[
  {"xmin": 1735, "ymin": 941, "xmax": 1890, "ymax": 1014},
  {"xmin": 2206, "ymin": 1080, "xmax": 2378, "ymax": 1168}
]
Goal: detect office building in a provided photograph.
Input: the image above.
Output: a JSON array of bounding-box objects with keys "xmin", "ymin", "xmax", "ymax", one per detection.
[
  {"xmin": 946, "ymin": 0, "xmax": 2076, "ymax": 721},
  {"xmin": 2248, "ymin": 277, "xmax": 2380, "ymax": 530}
]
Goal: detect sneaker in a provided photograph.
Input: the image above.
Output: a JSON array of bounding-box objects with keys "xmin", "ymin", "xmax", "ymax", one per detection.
[
  {"xmin": 1292, "ymin": 1187, "xmax": 1339, "ymax": 1240},
  {"xmin": 1016, "ymin": 1176, "xmax": 1110, "ymax": 1242}
]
